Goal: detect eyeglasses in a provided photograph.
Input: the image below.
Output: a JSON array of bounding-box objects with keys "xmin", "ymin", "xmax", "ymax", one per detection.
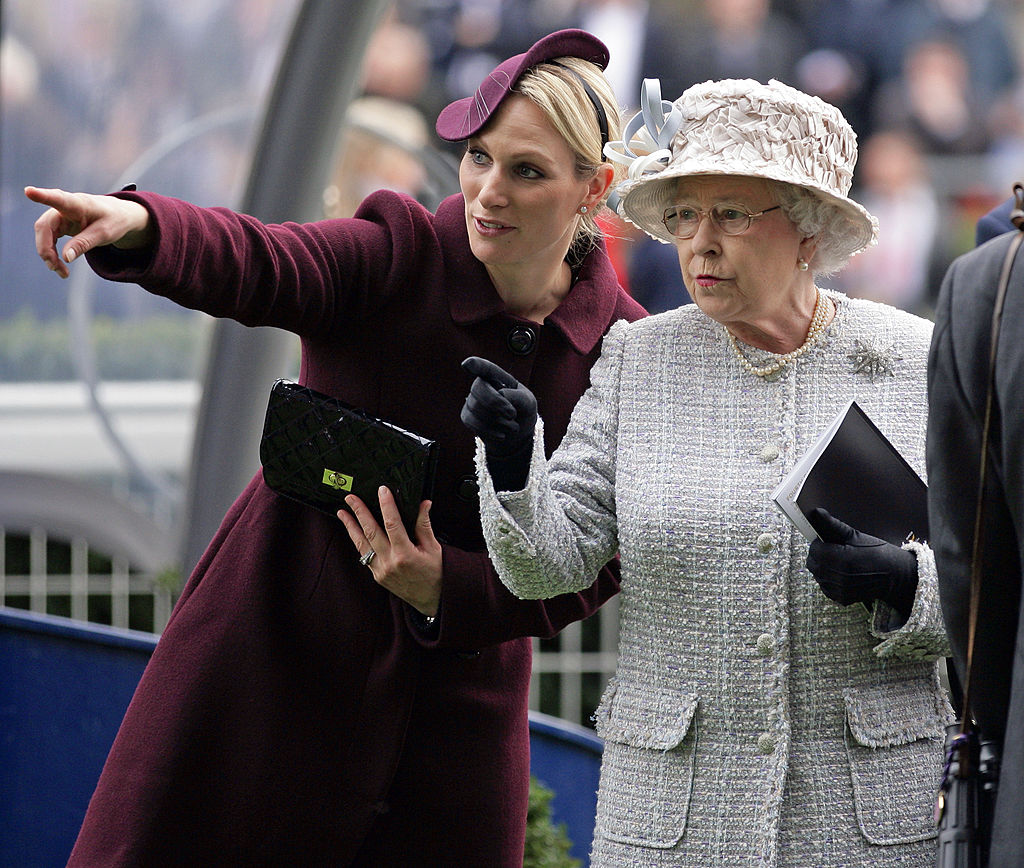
[{"xmin": 661, "ymin": 203, "xmax": 782, "ymax": 239}]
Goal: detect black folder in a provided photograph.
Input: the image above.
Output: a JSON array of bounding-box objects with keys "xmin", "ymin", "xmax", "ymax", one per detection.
[{"xmin": 771, "ymin": 400, "xmax": 928, "ymax": 545}]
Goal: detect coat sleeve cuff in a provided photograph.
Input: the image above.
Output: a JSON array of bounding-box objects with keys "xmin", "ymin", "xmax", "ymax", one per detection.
[{"xmin": 871, "ymin": 540, "xmax": 951, "ymax": 659}]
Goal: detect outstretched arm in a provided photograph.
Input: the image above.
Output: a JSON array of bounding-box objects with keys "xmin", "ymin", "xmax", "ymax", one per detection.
[{"xmin": 25, "ymin": 186, "xmax": 153, "ymax": 278}]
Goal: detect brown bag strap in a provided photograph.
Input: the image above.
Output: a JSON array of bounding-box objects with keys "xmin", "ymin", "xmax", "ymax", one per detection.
[{"xmin": 959, "ymin": 183, "xmax": 1024, "ymax": 734}]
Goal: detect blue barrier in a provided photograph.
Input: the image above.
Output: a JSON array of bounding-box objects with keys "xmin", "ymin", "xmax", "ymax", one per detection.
[
  {"xmin": 0, "ymin": 607, "xmax": 603, "ymax": 866},
  {"xmin": 527, "ymin": 711, "xmax": 603, "ymax": 864},
  {"xmin": 0, "ymin": 608, "xmax": 157, "ymax": 868}
]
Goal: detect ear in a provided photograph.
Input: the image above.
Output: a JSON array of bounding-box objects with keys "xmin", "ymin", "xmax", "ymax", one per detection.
[
  {"xmin": 798, "ymin": 234, "xmax": 818, "ymax": 265},
  {"xmin": 586, "ymin": 162, "xmax": 615, "ymax": 207}
]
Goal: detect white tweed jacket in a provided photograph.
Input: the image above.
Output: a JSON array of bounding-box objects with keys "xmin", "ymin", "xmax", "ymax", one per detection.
[{"xmin": 478, "ymin": 291, "xmax": 955, "ymax": 867}]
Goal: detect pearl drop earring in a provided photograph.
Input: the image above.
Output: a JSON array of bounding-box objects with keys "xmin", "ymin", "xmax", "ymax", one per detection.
[{"xmin": 798, "ymin": 259, "xmax": 809, "ymax": 272}]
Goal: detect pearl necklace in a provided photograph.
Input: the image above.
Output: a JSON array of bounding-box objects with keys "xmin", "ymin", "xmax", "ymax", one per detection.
[{"xmin": 725, "ymin": 288, "xmax": 832, "ymax": 378}]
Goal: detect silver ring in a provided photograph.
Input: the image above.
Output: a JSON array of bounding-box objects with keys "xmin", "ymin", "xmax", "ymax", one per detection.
[{"xmin": 359, "ymin": 549, "xmax": 376, "ymax": 567}]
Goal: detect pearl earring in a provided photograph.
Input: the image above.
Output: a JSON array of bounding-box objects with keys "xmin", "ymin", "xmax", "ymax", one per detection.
[
  {"xmin": 579, "ymin": 205, "xmax": 589, "ymax": 215},
  {"xmin": 798, "ymin": 259, "xmax": 809, "ymax": 272}
]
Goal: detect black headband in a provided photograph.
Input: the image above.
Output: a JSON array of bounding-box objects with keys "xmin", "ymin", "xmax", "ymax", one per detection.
[{"xmin": 549, "ymin": 61, "xmax": 610, "ymax": 157}]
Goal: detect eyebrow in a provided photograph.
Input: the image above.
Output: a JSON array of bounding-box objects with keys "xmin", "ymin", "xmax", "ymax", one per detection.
[
  {"xmin": 674, "ymin": 180, "xmax": 772, "ymax": 199},
  {"xmin": 672, "ymin": 195, "xmax": 758, "ymax": 204},
  {"xmin": 472, "ymin": 126, "xmax": 564, "ymax": 159},
  {"xmin": 671, "ymin": 197, "xmax": 775, "ymax": 211}
]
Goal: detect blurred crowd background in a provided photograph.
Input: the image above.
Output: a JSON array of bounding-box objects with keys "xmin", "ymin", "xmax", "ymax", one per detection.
[
  {"xmin": 3, "ymin": 0, "xmax": 1024, "ymax": 342},
  {"xmin": 1, "ymin": 0, "xmax": 1022, "ymax": 729}
]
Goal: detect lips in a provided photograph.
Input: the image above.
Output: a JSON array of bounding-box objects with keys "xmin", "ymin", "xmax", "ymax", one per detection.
[
  {"xmin": 474, "ymin": 216, "xmax": 513, "ymax": 236},
  {"xmin": 695, "ymin": 273, "xmax": 724, "ymax": 287}
]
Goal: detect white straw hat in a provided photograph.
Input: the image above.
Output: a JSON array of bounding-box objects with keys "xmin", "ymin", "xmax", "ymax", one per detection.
[{"xmin": 606, "ymin": 78, "xmax": 878, "ymax": 259}]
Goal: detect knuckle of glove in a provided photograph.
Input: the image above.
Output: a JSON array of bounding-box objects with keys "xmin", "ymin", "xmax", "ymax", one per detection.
[
  {"xmin": 460, "ymin": 404, "xmax": 488, "ymax": 437},
  {"xmin": 504, "ymin": 384, "xmax": 537, "ymax": 414},
  {"xmin": 814, "ymin": 574, "xmax": 847, "ymax": 603},
  {"xmin": 808, "ymin": 549, "xmax": 855, "ymax": 602},
  {"xmin": 806, "ymin": 540, "xmax": 832, "ymax": 571},
  {"xmin": 849, "ymin": 533, "xmax": 886, "ymax": 549},
  {"xmin": 814, "ymin": 571, "xmax": 864, "ymax": 606}
]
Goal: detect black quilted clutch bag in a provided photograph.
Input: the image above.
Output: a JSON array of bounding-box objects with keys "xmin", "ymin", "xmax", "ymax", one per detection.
[{"xmin": 260, "ymin": 379, "xmax": 439, "ymax": 536}]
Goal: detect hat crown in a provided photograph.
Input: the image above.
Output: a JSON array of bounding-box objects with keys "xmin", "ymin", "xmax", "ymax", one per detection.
[
  {"xmin": 668, "ymin": 79, "xmax": 857, "ymax": 200},
  {"xmin": 435, "ymin": 29, "xmax": 609, "ymax": 142}
]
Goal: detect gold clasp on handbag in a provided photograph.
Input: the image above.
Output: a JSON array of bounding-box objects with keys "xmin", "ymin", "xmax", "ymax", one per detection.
[{"xmin": 322, "ymin": 469, "xmax": 353, "ymax": 491}]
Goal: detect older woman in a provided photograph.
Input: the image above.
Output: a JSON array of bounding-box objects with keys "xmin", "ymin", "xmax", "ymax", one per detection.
[
  {"xmin": 463, "ymin": 78, "xmax": 953, "ymax": 865},
  {"xmin": 27, "ymin": 30, "xmax": 645, "ymax": 866}
]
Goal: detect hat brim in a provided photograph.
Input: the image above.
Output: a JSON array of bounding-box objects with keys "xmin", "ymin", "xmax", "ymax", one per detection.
[
  {"xmin": 435, "ymin": 95, "xmax": 479, "ymax": 142},
  {"xmin": 618, "ymin": 163, "xmax": 877, "ymax": 259}
]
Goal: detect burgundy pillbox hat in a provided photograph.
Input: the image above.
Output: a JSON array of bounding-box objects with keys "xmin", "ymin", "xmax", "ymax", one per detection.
[{"xmin": 435, "ymin": 29, "xmax": 610, "ymax": 142}]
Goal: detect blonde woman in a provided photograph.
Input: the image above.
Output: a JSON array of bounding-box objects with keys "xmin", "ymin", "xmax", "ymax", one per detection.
[{"xmin": 28, "ymin": 30, "xmax": 644, "ymax": 866}]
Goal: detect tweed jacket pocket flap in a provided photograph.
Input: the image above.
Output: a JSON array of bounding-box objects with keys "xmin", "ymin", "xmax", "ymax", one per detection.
[
  {"xmin": 594, "ymin": 678, "xmax": 698, "ymax": 749},
  {"xmin": 843, "ymin": 681, "xmax": 947, "ymax": 846},
  {"xmin": 842, "ymin": 681, "xmax": 947, "ymax": 747},
  {"xmin": 593, "ymin": 679, "xmax": 699, "ymax": 849}
]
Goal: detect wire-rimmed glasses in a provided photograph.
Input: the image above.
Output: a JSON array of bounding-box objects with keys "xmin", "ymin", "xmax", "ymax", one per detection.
[{"xmin": 661, "ymin": 204, "xmax": 781, "ymax": 239}]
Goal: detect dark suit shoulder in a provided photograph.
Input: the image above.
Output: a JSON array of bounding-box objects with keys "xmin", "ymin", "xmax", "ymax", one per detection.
[{"xmin": 976, "ymin": 197, "xmax": 1017, "ymax": 246}]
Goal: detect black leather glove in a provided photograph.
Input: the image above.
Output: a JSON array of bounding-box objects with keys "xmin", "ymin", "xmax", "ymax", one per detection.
[
  {"xmin": 460, "ymin": 356, "xmax": 538, "ymax": 492},
  {"xmin": 805, "ymin": 507, "xmax": 918, "ymax": 620}
]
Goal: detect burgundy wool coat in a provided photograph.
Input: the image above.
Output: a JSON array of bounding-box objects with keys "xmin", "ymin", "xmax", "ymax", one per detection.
[{"xmin": 67, "ymin": 190, "xmax": 646, "ymax": 867}]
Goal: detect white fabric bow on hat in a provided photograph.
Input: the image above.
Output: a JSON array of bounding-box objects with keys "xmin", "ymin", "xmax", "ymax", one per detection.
[{"xmin": 604, "ymin": 79, "xmax": 684, "ymax": 214}]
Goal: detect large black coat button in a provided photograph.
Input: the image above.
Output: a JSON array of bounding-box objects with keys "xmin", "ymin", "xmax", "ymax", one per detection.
[
  {"xmin": 507, "ymin": 325, "xmax": 537, "ymax": 355},
  {"xmin": 457, "ymin": 474, "xmax": 479, "ymax": 501}
]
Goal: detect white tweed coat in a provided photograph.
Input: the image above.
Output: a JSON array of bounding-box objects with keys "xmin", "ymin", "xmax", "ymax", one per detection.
[{"xmin": 478, "ymin": 291, "xmax": 955, "ymax": 866}]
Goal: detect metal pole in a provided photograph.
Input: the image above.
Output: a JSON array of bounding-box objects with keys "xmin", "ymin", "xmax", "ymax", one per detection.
[{"xmin": 178, "ymin": 0, "xmax": 391, "ymax": 574}]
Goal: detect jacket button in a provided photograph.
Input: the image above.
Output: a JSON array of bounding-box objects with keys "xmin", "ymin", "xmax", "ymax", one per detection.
[
  {"xmin": 456, "ymin": 474, "xmax": 479, "ymax": 501},
  {"xmin": 507, "ymin": 325, "xmax": 537, "ymax": 355},
  {"xmin": 757, "ymin": 532, "xmax": 777, "ymax": 553},
  {"xmin": 757, "ymin": 733, "xmax": 776, "ymax": 754},
  {"xmin": 755, "ymin": 633, "xmax": 775, "ymax": 656},
  {"xmin": 760, "ymin": 443, "xmax": 780, "ymax": 462}
]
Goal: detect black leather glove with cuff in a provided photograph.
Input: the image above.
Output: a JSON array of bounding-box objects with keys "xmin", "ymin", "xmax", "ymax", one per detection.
[
  {"xmin": 805, "ymin": 507, "xmax": 919, "ymax": 621},
  {"xmin": 460, "ymin": 356, "xmax": 538, "ymax": 492}
]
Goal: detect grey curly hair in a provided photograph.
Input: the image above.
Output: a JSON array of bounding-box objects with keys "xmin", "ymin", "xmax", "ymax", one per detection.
[{"xmin": 768, "ymin": 181, "xmax": 860, "ymax": 277}]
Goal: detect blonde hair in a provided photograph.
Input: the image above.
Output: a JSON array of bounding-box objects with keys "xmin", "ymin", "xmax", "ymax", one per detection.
[{"xmin": 515, "ymin": 56, "xmax": 623, "ymax": 248}]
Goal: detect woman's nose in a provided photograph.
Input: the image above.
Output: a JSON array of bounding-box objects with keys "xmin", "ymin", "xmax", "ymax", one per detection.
[
  {"xmin": 688, "ymin": 214, "xmax": 722, "ymax": 255},
  {"xmin": 477, "ymin": 170, "xmax": 509, "ymax": 208}
]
